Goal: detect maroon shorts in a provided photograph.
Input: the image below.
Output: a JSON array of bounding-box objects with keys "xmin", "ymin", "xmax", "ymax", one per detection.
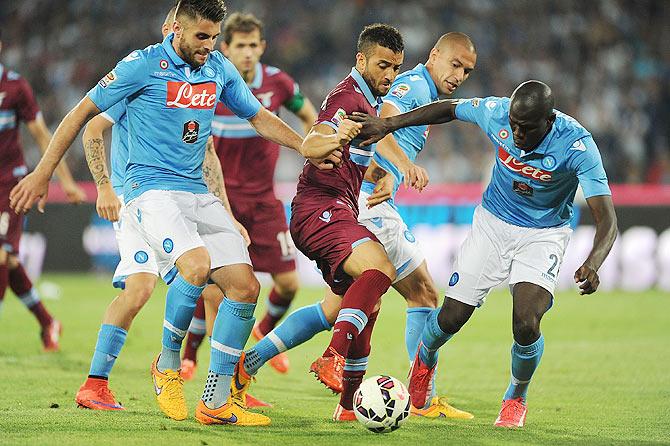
[
  {"xmin": 0, "ymin": 183, "xmax": 23, "ymax": 254},
  {"xmin": 230, "ymin": 196, "xmax": 296, "ymax": 274},
  {"xmin": 290, "ymin": 198, "xmax": 378, "ymax": 296}
]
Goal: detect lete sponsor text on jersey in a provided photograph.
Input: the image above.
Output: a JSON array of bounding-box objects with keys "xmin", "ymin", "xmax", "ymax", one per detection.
[
  {"xmin": 166, "ymin": 82, "xmax": 217, "ymax": 109},
  {"xmin": 497, "ymin": 146, "xmax": 552, "ymax": 181}
]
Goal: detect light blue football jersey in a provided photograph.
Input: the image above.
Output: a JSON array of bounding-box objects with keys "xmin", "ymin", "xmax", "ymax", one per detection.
[
  {"xmin": 360, "ymin": 63, "xmax": 439, "ymax": 201},
  {"xmin": 455, "ymin": 96, "xmax": 611, "ymax": 228},
  {"xmin": 100, "ymin": 101, "xmax": 128, "ymax": 196},
  {"xmin": 87, "ymin": 33, "xmax": 261, "ymax": 202}
]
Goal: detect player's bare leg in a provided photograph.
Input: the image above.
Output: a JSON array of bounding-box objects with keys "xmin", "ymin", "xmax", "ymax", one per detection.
[
  {"xmin": 195, "ymin": 263, "xmax": 270, "ymax": 426},
  {"xmin": 495, "ymin": 282, "xmax": 551, "ymax": 428},
  {"xmin": 77, "ymin": 272, "xmax": 157, "ymax": 410},
  {"xmin": 6, "ymin": 254, "xmax": 61, "ymax": 351},
  {"xmin": 252, "ymin": 270, "xmax": 299, "ymax": 374},
  {"xmin": 152, "ymin": 247, "xmax": 209, "ymax": 421},
  {"xmin": 393, "ymin": 262, "xmax": 473, "ymax": 419}
]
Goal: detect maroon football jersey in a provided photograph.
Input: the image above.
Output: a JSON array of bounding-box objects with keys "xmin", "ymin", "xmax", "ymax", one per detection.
[
  {"xmin": 212, "ymin": 63, "xmax": 299, "ymax": 199},
  {"xmin": 0, "ymin": 64, "xmax": 40, "ymax": 186},
  {"xmin": 293, "ymin": 68, "xmax": 381, "ymax": 211}
]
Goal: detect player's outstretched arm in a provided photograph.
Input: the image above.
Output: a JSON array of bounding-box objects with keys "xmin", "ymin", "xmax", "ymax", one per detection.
[
  {"xmin": 26, "ymin": 114, "xmax": 87, "ymax": 205},
  {"xmin": 82, "ymin": 114, "xmax": 120, "ymax": 222},
  {"xmin": 349, "ymin": 99, "xmax": 460, "ymax": 146},
  {"xmin": 574, "ymin": 195, "xmax": 618, "ymax": 295},
  {"xmin": 373, "ymin": 103, "xmax": 429, "ymax": 192},
  {"xmin": 249, "ymin": 107, "xmax": 303, "ymax": 153},
  {"xmin": 11, "ymin": 96, "xmax": 101, "ymax": 214}
]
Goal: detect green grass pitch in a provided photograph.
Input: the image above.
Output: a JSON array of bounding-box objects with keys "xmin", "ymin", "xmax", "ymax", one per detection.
[{"xmin": 0, "ymin": 274, "xmax": 668, "ymax": 445}]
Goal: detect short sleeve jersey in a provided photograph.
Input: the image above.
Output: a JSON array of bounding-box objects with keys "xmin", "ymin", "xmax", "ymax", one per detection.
[
  {"xmin": 0, "ymin": 64, "xmax": 40, "ymax": 185},
  {"xmin": 455, "ymin": 96, "xmax": 611, "ymax": 227},
  {"xmin": 360, "ymin": 63, "xmax": 439, "ymax": 201},
  {"xmin": 212, "ymin": 63, "xmax": 301, "ymax": 199},
  {"xmin": 86, "ymin": 33, "xmax": 261, "ymax": 202},
  {"xmin": 294, "ymin": 68, "xmax": 382, "ymax": 210}
]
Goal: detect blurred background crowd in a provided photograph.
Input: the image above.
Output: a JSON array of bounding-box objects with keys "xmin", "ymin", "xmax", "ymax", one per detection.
[{"xmin": 1, "ymin": 0, "xmax": 668, "ymax": 184}]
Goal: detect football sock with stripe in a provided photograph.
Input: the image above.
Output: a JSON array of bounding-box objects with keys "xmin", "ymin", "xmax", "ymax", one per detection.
[
  {"xmin": 257, "ymin": 287, "xmax": 295, "ymax": 335},
  {"xmin": 503, "ymin": 335, "xmax": 544, "ymax": 402},
  {"xmin": 158, "ymin": 275, "xmax": 205, "ymax": 372},
  {"xmin": 418, "ymin": 308, "xmax": 451, "ymax": 368},
  {"xmin": 183, "ymin": 296, "xmax": 207, "ymax": 362},
  {"xmin": 244, "ymin": 302, "xmax": 331, "ymax": 375},
  {"xmin": 204, "ymin": 298, "xmax": 255, "ymax": 409},
  {"xmin": 324, "ymin": 269, "xmax": 391, "ymax": 358},
  {"xmin": 88, "ymin": 324, "xmax": 128, "ymax": 379},
  {"xmin": 10, "ymin": 263, "xmax": 53, "ymax": 328},
  {"xmin": 340, "ymin": 310, "xmax": 378, "ymax": 410}
]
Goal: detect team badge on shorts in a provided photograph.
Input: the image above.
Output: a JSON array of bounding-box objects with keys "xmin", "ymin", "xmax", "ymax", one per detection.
[
  {"xmin": 163, "ymin": 238, "xmax": 174, "ymax": 253},
  {"xmin": 404, "ymin": 230, "xmax": 416, "ymax": 243},
  {"xmin": 449, "ymin": 272, "xmax": 459, "ymax": 286},
  {"xmin": 319, "ymin": 210, "xmax": 332, "ymax": 223},
  {"xmin": 182, "ymin": 120, "xmax": 200, "ymax": 144},
  {"xmin": 134, "ymin": 251, "xmax": 149, "ymax": 264}
]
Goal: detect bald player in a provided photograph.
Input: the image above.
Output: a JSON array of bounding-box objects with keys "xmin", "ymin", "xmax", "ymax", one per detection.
[
  {"xmin": 351, "ymin": 80, "xmax": 618, "ymax": 428},
  {"xmin": 229, "ymin": 32, "xmax": 477, "ymax": 422}
]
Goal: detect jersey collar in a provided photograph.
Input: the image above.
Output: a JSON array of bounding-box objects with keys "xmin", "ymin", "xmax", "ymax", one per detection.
[
  {"xmin": 350, "ymin": 67, "xmax": 382, "ymax": 109},
  {"xmin": 162, "ymin": 33, "xmax": 189, "ymax": 67},
  {"xmin": 417, "ymin": 63, "xmax": 438, "ymax": 101},
  {"xmin": 248, "ymin": 62, "xmax": 263, "ymax": 89}
]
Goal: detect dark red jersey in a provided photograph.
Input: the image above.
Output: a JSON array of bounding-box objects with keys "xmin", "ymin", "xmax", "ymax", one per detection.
[
  {"xmin": 212, "ymin": 63, "xmax": 300, "ymax": 199},
  {"xmin": 0, "ymin": 64, "xmax": 40, "ymax": 186},
  {"xmin": 293, "ymin": 68, "xmax": 381, "ymax": 211}
]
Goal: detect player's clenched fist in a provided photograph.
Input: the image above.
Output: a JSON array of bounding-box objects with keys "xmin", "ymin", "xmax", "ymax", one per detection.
[
  {"xmin": 337, "ymin": 119, "xmax": 362, "ymax": 146},
  {"xmin": 574, "ymin": 263, "xmax": 600, "ymax": 295},
  {"xmin": 96, "ymin": 183, "xmax": 122, "ymax": 222}
]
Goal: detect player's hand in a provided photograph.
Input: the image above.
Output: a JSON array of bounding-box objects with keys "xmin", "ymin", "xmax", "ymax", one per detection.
[
  {"xmin": 96, "ymin": 183, "xmax": 122, "ymax": 222},
  {"xmin": 367, "ymin": 174, "xmax": 395, "ymax": 208},
  {"xmin": 347, "ymin": 112, "xmax": 389, "ymax": 147},
  {"xmin": 62, "ymin": 181, "xmax": 87, "ymax": 205},
  {"xmin": 309, "ymin": 149, "xmax": 343, "ymax": 170},
  {"xmin": 574, "ymin": 263, "xmax": 600, "ymax": 295},
  {"xmin": 233, "ymin": 219, "xmax": 251, "ymax": 247},
  {"xmin": 336, "ymin": 119, "xmax": 362, "ymax": 147},
  {"xmin": 404, "ymin": 164, "xmax": 429, "ymax": 192},
  {"xmin": 9, "ymin": 171, "xmax": 50, "ymax": 214}
]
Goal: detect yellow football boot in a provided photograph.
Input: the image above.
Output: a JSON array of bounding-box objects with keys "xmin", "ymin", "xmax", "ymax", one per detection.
[{"xmin": 151, "ymin": 355, "xmax": 188, "ymax": 421}]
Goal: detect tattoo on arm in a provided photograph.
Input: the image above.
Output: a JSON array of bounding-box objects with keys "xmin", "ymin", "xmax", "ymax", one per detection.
[
  {"xmin": 84, "ymin": 138, "xmax": 109, "ymax": 186},
  {"xmin": 203, "ymin": 138, "xmax": 226, "ymax": 202},
  {"xmin": 371, "ymin": 167, "xmax": 387, "ymax": 182}
]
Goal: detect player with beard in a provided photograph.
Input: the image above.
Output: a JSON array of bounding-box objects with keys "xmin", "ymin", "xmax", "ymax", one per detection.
[
  {"xmin": 0, "ymin": 30, "xmax": 85, "ymax": 351},
  {"xmin": 229, "ymin": 24, "xmax": 427, "ymax": 417},
  {"xmin": 11, "ymin": 0, "xmax": 340, "ymax": 426},
  {"xmin": 180, "ymin": 12, "xmax": 318, "ymax": 379}
]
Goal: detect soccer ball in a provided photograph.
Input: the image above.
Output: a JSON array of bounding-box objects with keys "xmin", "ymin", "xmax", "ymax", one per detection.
[{"xmin": 353, "ymin": 375, "xmax": 411, "ymax": 433}]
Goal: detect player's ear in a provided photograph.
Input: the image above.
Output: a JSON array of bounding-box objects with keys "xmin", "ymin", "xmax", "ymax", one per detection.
[
  {"xmin": 220, "ymin": 41, "xmax": 230, "ymax": 56},
  {"xmin": 260, "ymin": 39, "xmax": 267, "ymax": 56},
  {"xmin": 355, "ymin": 52, "xmax": 367, "ymax": 71}
]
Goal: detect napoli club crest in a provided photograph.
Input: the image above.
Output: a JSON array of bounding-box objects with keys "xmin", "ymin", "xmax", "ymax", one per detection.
[{"xmin": 541, "ymin": 155, "xmax": 557, "ymax": 170}]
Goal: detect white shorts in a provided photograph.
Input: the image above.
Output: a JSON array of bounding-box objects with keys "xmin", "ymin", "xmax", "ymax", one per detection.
[
  {"xmin": 112, "ymin": 195, "xmax": 162, "ymax": 288},
  {"xmin": 121, "ymin": 190, "xmax": 251, "ymax": 282},
  {"xmin": 447, "ymin": 205, "xmax": 572, "ymax": 307},
  {"xmin": 358, "ymin": 190, "xmax": 424, "ymax": 283}
]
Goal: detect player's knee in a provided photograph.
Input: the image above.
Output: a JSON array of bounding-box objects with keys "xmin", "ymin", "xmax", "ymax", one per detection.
[
  {"xmin": 180, "ymin": 260, "xmax": 211, "ymax": 285},
  {"xmin": 229, "ymin": 276, "xmax": 261, "ymax": 303},
  {"xmin": 374, "ymin": 262, "xmax": 396, "ymax": 283},
  {"xmin": 512, "ymin": 317, "xmax": 541, "ymax": 345}
]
